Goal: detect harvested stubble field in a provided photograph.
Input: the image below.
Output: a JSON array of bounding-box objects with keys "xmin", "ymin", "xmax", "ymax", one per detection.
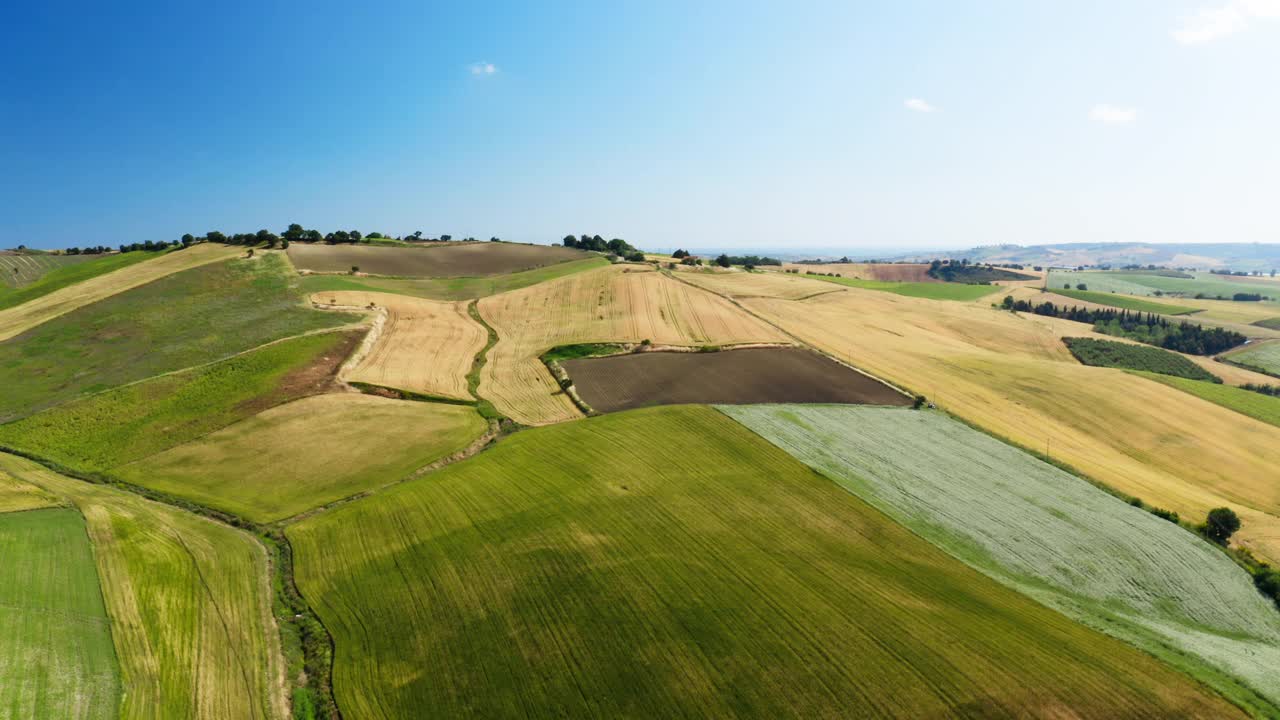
[
  {"xmin": 724, "ymin": 405, "xmax": 1280, "ymax": 716},
  {"xmin": 299, "ymin": 256, "xmax": 609, "ymax": 301},
  {"xmin": 1136, "ymin": 372, "xmax": 1280, "ymax": 428},
  {"xmin": 1224, "ymin": 339, "xmax": 1280, "ymax": 377},
  {"xmin": 314, "ymin": 290, "xmax": 485, "ymax": 400},
  {"xmin": 0, "ymin": 453, "xmax": 286, "ymax": 720},
  {"xmin": 782, "ymin": 262, "xmax": 937, "ymax": 282},
  {"xmin": 563, "ymin": 347, "xmax": 910, "ymax": 412},
  {"xmin": 0, "ymin": 252, "xmax": 166, "ymax": 315},
  {"xmin": 735, "ymin": 288, "xmax": 1280, "ymax": 563},
  {"xmin": 676, "ymin": 269, "xmax": 841, "ymax": 300},
  {"xmin": 288, "ymin": 405, "xmax": 1241, "ymax": 719},
  {"xmin": 0, "ymin": 330, "xmax": 362, "ymax": 471},
  {"xmin": 0, "ymin": 251, "xmax": 92, "ymax": 287},
  {"xmin": 0, "ymin": 507, "xmax": 120, "ymax": 720},
  {"xmin": 0, "ymin": 469, "xmax": 61, "ymax": 513},
  {"xmin": 287, "ymin": 242, "xmax": 586, "ymax": 278},
  {"xmin": 117, "ymin": 394, "xmax": 487, "ymax": 522},
  {"xmin": 0, "ymin": 253, "xmax": 358, "ymax": 423},
  {"xmin": 478, "ymin": 265, "xmax": 786, "ymax": 424},
  {"xmin": 808, "ymin": 273, "xmax": 1003, "ymax": 301},
  {"xmin": 0, "ymin": 243, "xmax": 240, "ymax": 342}
]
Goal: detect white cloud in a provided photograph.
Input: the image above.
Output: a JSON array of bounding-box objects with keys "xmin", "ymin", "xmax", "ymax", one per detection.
[
  {"xmin": 1090, "ymin": 104, "xmax": 1138, "ymax": 125},
  {"xmin": 904, "ymin": 98, "xmax": 936, "ymax": 113},
  {"xmin": 469, "ymin": 62, "xmax": 498, "ymax": 76},
  {"xmin": 1172, "ymin": 0, "xmax": 1280, "ymax": 44}
]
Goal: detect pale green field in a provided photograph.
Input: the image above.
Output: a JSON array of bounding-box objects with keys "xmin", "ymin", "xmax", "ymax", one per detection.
[
  {"xmin": 722, "ymin": 404, "xmax": 1280, "ymax": 717},
  {"xmin": 0, "ymin": 507, "xmax": 120, "ymax": 720},
  {"xmin": 289, "ymin": 406, "xmax": 1242, "ymax": 719},
  {"xmin": 118, "ymin": 394, "xmax": 488, "ymax": 522},
  {"xmin": 0, "ymin": 453, "xmax": 286, "ymax": 720},
  {"xmin": 1225, "ymin": 340, "xmax": 1280, "ymax": 376},
  {"xmin": 1136, "ymin": 372, "xmax": 1280, "ymax": 428}
]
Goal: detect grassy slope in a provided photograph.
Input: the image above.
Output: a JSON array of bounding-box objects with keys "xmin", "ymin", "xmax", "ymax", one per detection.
[
  {"xmin": 807, "ymin": 273, "xmax": 1001, "ymax": 300},
  {"xmin": 1136, "ymin": 372, "xmax": 1280, "ymax": 428},
  {"xmin": 723, "ymin": 405, "xmax": 1280, "ymax": 716},
  {"xmin": 290, "ymin": 406, "xmax": 1242, "ymax": 719},
  {"xmin": 0, "ymin": 453, "xmax": 284, "ymax": 720},
  {"xmin": 1062, "ymin": 336, "xmax": 1219, "ymax": 381},
  {"xmin": 0, "ymin": 508, "xmax": 120, "ymax": 720},
  {"xmin": 300, "ymin": 256, "xmax": 609, "ymax": 301},
  {"xmin": 0, "ymin": 251, "xmax": 163, "ymax": 310},
  {"xmin": 0, "ymin": 252, "xmax": 358, "ymax": 422},
  {"xmin": 1224, "ymin": 340, "xmax": 1280, "ymax": 376},
  {"xmin": 1048, "ymin": 287, "xmax": 1199, "ymax": 314},
  {"xmin": 0, "ymin": 470, "xmax": 62, "ymax": 513},
  {"xmin": 0, "ymin": 331, "xmax": 355, "ymax": 471},
  {"xmin": 1050, "ymin": 269, "xmax": 1280, "ymax": 301},
  {"xmin": 1255, "ymin": 317, "xmax": 1280, "ymax": 330},
  {"xmin": 118, "ymin": 394, "xmax": 487, "ymax": 522}
]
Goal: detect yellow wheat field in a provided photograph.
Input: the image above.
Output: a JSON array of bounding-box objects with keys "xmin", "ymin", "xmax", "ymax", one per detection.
[
  {"xmin": 314, "ymin": 291, "xmax": 485, "ymax": 400},
  {"xmin": 477, "ymin": 266, "xmax": 786, "ymax": 424},
  {"xmin": 739, "ymin": 287, "xmax": 1280, "ymax": 563},
  {"xmin": 0, "ymin": 244, "xmax": 242, "ymax": 342},
  {"xmin": 678, "ymin": 270, "xmax": 842, "ymax": 300}
]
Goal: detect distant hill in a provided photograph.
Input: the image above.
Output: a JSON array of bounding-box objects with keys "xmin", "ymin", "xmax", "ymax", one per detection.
[{"xmin": 885, "ymin": 243, "xmax": 1280, "ymax": 272}]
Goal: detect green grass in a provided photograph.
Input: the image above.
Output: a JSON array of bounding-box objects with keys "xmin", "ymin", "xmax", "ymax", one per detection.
[
  {"xmin": 116, "ymin": 394, "xmax": 487, "ymax": 522},
  {"xmin": 1224, "ymin": 340, "xmax": 1280, "ymax": 377},
  {"xmin": 1136, "ymin": 372, "xmax": 1280, "ymax": 428},
  {"xmin": 0, "ymin": 251, "xmax": 162, "ymax": 309},
  {"xmin": 0, "ymin": 507, "xmax": 120, "ymax": 720},
  {"xmin": 0, "ymin": 253, "xmax": 358, "ymax": 422},
  {"xmin": 721, "ymin": 405, "xmax": 1280, "ymax": 717},
  {"xmin": 806, "ymin": 273, "xmax": 1002, "ymax": 300},
  {"xmin": 1062, "ymin": 336, "xmax": 1219, "ymax": 381},
  {"xmin": 1050, "ymin": 269, "xmax": 1280, "ymax": 301},
  {"xmin": 1049, "ymin": 288, "xmax": 1200, "ymax": 315},
  {"xmin": 1253, "ymin": 317, "xmax": 1280, "ymax": 330},
  {"xmin": 539, "ymin": 342, "xmax": 628, "ymax": 362},
  {"xmin": 289, "ymin": 405, "xmax": 1243, "ymax": 719},
  {"xmin": 0, "ymin": 453, "xmax": 285, "ymax": 719},
  {"xmin": 300, "ymin": 256, "xmax": 610, "ymax": 301},
  {"xmin": 0, "ymin": 331, "xmax": 355, "ymax": 471}
]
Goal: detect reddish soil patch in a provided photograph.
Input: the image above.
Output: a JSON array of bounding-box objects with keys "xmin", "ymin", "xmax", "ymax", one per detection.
[
  {"xmin": 562, "ymin": 347, "xmax": 910, "ymax": 413},
  {"xmin": 287, "ymin": 243, "xmax": 587, "ymax": 278},
  {"xmin": 238, "ymin": 330, "xmax": 365, "ymax": 414}
]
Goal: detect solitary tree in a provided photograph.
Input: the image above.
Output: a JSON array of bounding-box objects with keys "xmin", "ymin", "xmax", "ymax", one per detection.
[
  {"xmin": 181, "ymin": 233, "xmax": 195, "ymax": 246},
  {"xmin": 1203, "ymin": 507, "xmax": 1241, "ymax": 544},
  {"xmin": 715, "ymin": 254, "xmax": 731, "ymax": 268},
  {"xmin": 350, "ymin": 265, "xmax": 360, "ymax": 275},
  {"xmin": 1076, "ymin": 283, "xmax": 1088, "ymax": 291}
]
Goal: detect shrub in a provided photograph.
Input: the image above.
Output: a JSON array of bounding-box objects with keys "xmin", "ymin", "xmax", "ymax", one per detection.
[{"xmin": 1150, "ymin": 507, "xmax": 1180, "ymax": 524}]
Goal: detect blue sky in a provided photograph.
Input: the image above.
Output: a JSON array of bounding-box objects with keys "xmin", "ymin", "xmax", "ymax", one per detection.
[{"xmin": 2, "ymin": 1, "xmax": 1277, "ymax": 251}]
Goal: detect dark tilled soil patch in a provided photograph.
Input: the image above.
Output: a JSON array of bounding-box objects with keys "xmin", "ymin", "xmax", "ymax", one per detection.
[
  {"xmin": 287, "ymin": 243, "xmax": 587, "ymax": 278},
  {"xmin": 562, "ymin": 347, "xmax": 910, "ymax": 413},
  {"xmin": 237, "ymin": 330, "xmax": 365, "ymax": 415}
]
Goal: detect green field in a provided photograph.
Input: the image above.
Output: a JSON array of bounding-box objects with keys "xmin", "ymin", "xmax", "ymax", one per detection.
[
  {"xmin": 0, "ymin": 331, "xmax": 357, "ymax": 471},
  {"xmin": 0, "ymin": 252, "xmax": 91, "ymax": 287},
  {"xmin": 0, "ymin": 251, "xmax": 162, "ymax": 310},
  {"xmin": 300, "ymin": 256, "xmax": 610, "ymax": 301},
  {"xmin": 117, "ymin": 394, "xmax": 488, "ymax": 522},
  {"xmin": 0, "ymin": 507, "xmax": 120, "ymax": 720},
  {"xmin": 1224, "ymin": 340, "xmax": 1280, "ymax": 377},
  {"xmin": 1136, "ymin": 372, "xmax": 1280, "ymax": 428},
  {"xmin": 0, "ymin": 253, "xmax": 358, "ymax": 422},
  {"xmin": 1049, "ymin": 287, "xmax": 1200, "ymax": 314},
  {"xmin": 1254, "ymin": 317, "xmax": 1280, "ymax": 330},
  {"xmin": 0, "ymin": 470, "xmax": 61, "ymax": 513},
  {"xmin": 1050, "ymin": 269, "xmax": 1280, "ymax": 301},
  {"xmin": 1062, "ymin": 337, "xmax": 1219, "ymax": 381},
  {"xmin": 722, "ymin": 405, "xmax": 1280, "ymax": 716},
  {"xmin": 290, "ymin": 405, "xmax": 1242, "ymax": 719},
  {"xmin": 0, "ymin": 453, "xmax": 286, "ymax": 719},
  {"xmin": 807, "ymin": 274, "xmax": 1002, "ymax": 300}
]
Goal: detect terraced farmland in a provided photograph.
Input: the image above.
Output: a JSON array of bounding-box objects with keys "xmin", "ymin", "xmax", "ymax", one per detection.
[
  {"xmin": 289, "ymin": 406, "xmax": 1242, "ymax": 719},
  {"xmin": 0, "ymin": 507, "xmax": 120, "ymax": 720},
  {"xmin": 288, "ymin": 242, "xmax": 586, "ymax": 277},
  {"xmin": 117, "ymin": 394, "xmax": 488, "ymax": 522},
  {"xmin": 0, "ymin": 330, "xmax": 361, "ymax": 470},
  {"xmin": 299, "ymin": 256, "xmax": 609, "ymax": 301},
  {"xmin": 0, "ymin": 252, "xmax": 357, "ymax": 422},
  {"xmin": 0, "ymin": 453, "xmax": 285, "ymax": 720},
  {"xmin": 736, "ymin": 288, "xmax": 1280, "ymax": 563},
  {"xmin": 314, "ymin": 290, "xmax": 485, "ymax": 400},
  {"xmin": 724, "ymin": 405, "xmax": 1280, "ymax": 715},
  {"xmin": 477, "ymin": 265, "xmax": 785, "ymax": 424},
  {"xmin": 0, "ymin": 243, "xmax": 241, "ymax": 342}
]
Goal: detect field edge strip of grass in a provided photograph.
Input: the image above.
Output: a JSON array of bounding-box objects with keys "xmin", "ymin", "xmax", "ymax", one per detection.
[{"xmin": 465, "ymin": 300, "xmax": 509, "ymax": 422}]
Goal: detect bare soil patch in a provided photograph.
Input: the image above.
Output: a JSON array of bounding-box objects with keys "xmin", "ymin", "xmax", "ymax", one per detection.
[
  {"xmin": 287, "ymin": 242, "xmax": 587, "ymax": 278},
  {"xmin": 562, "ymin": 347, "xmax": 911, "ymax": 412}
]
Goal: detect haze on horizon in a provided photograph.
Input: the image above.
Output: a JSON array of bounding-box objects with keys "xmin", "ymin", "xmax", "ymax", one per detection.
[{"xmin": 2, "ymin": 1, "xmax": 1277, "ymax": 251}]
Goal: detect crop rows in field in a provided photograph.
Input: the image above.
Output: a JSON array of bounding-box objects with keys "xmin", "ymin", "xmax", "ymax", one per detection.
[
  {"xmin": 676, "ymin": 268, "xmax": 840, "ymax": 300},
  {"xmin": 287, "ymin": 242, "xmax": 586, "ymax": 278},
  {"xmin": 722, "ymin": 404, "xmax": 1280, "ymax": 715},
  {"xmin": 315, "ymin": 290, "xmax": 485, "ymax": 401},
  {"xmin": 0, "ymin": 251, "xmax": 93, "ymax": 288},
  {"xmin": 1062, "ymin": 336, "xmax": 1219, "ymax": 381},
  {"xmin": 477, "ymin": 265, "xmax": 785, "ymax": 424},
  {"xmin": 0, "ymin": 243, "xmax": 240, "ymax": 342},
  {"xmin": 117, "ymin": 394, "xmax": 487, "ymax": 522},
  {"xmin": 1135, "ymin": 372, "xmax": 1280, "ymax": 429},
  {"xmin": 0, "ymin": 252, "xmax": 359, "ymax": 423},
  {"xmin": 1048, "ymin": 287, "xmax": 1199, "ymax": 315},
  {"xmin": 0, "ymin": 507, "xmax": 119, "ymax": 720},
  {"xmin": 1225, "ymin": 339, "xmax": 1280, "ymax": 377},
  {"xmin": 288, "ymin": 405, "xmax": 1240, "ymax": 719},
  {"xmin": 735, "ymin": 287, "xmax": 1280, "ymax": 564}
]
